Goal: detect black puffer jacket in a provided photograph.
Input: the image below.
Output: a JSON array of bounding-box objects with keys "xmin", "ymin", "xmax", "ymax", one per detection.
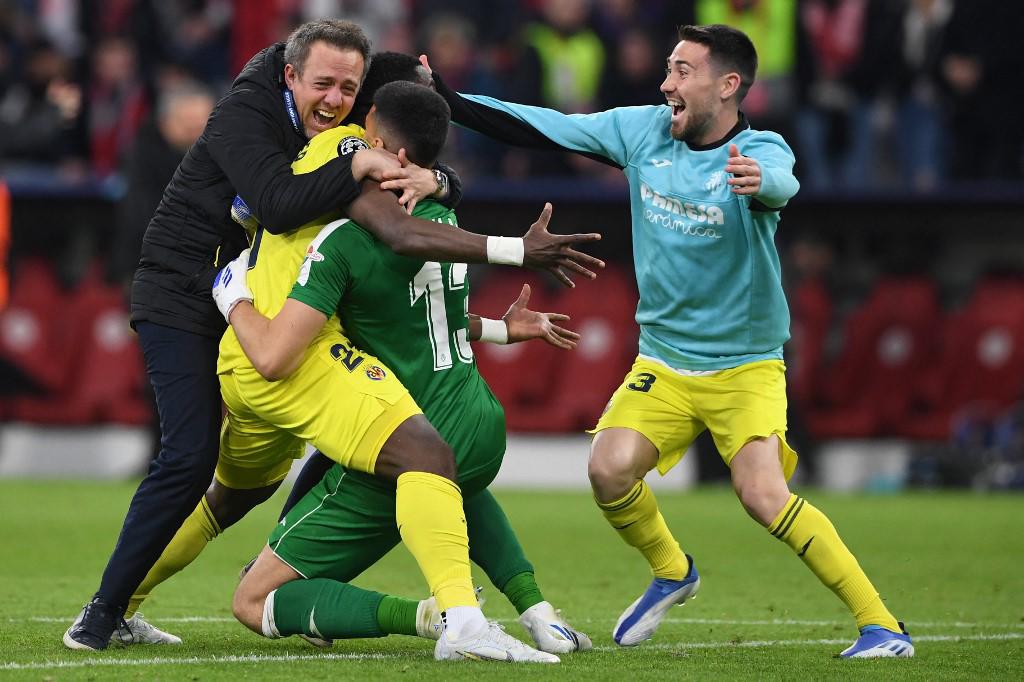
[{"xmin": 130, "ymin": 43, "xmax": 363, "ymax": 337}]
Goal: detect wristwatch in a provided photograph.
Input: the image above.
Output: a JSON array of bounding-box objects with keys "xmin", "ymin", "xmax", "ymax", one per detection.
[{"xmin": 433, "ymin": 169, "xmax": 449, "ymax": 199}]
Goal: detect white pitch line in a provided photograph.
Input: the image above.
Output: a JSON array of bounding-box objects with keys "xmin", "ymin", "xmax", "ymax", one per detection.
[
  {"xmin": 4, "ymin": 632, "xmax": 1021, "ymax": 671},
  {"xmin": 592, "ymin": 632, "xmax": 1024, "ymax": 652},
  {"xmin": 659, "ymin": 618, "xmax": 1024, "ymax": 629},
  {"xmin": 20, "ymin": 616, "xmax": 1024, "ymax": 629},
  {"xmin": 0, "ymin": 651, "xmax": 398, "ymax": 672}
]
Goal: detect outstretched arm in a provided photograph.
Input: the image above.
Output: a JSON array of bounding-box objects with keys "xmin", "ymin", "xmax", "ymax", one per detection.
[
  {"xmin": 469, "ymin": 284, "xmax": 579, "ymax": 350},
  {"xmin": 426, "ymin": 63, "xmax": 655, "ymax": 169},
  {"xmin": 347, "ymin": 182, "xmax": 604, "ymax": 287}
]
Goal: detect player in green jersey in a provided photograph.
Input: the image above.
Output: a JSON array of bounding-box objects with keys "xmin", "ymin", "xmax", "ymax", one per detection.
[{"xmin": 219, "ymin": 81, "xmax": 591, "ymax": 662}]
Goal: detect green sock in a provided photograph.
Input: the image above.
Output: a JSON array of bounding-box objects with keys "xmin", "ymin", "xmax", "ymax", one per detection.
[
  {"xmin": 501, "ymin": 571, "xmax": 545, "ymax": 615},
  {"xmin": 376, "ymin": 595, "xmax": 420, "ymax": 637},
  {"xmin": 464, "ymin": 490, "xmax": 539, "ymax": 614},
  {"xmin": 273, "ymin": 579, "xmax": 385, "ymax": 639}
]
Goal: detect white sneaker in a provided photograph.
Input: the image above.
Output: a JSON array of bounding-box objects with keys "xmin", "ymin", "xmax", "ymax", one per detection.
[
  {"xmin": 434, "ymin": 621, "xmax": 559, "ymax": 663},
  {"xmin": 416, "ymin": 597, "xmax": 443, "ymax": 640},
  {"xmin": 113, "ymin": 614, "xmax": 182, "ymax": 646},
  {"xmin": 519, "ymin": 601, "xmax": 592, "ymax": 654}
]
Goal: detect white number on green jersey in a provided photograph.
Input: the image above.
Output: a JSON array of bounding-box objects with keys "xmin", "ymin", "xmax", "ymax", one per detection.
[{"xmin": 409, "ymin": 261, "xmax": 473, "ymax": 371}]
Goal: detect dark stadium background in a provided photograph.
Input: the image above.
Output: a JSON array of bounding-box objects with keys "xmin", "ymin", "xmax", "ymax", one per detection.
[{"xmin": 2, "ymin": 1, "xmax": 1023, "ymax": 493}]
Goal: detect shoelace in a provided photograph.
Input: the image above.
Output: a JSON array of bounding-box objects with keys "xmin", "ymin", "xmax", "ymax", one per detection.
[
  {"xmin": 77, "ymin": 601, "xmax": 132, "ymax": 645},
  {"xmin": 113, "ymin": 615, "xmax": 134, "ymax": 645}
]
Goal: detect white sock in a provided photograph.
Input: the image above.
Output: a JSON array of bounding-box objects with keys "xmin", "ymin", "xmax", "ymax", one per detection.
[
  {"xmin": 443, "ymin": 606, "xmax": 486, "ymax": 642},
  {"xmin": 261, "ymin": 590, "xmax": 281, "ymax": 639}
]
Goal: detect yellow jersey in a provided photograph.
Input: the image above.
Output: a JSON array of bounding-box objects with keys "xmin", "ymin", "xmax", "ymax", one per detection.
[{"xmin": 217, "ymin": 123, "xmax": 368, "ymax": 375}]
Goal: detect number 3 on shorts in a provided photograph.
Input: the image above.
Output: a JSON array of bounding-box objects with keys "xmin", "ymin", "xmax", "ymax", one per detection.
[{"xmin": 626, "ymin": 372, "xmax": 656, "ymax": 393}]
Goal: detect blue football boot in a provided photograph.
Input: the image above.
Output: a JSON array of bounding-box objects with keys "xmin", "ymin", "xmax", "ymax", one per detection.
[
  {"xmin": 840, "ymin": 622, "xmax": 914, "ymax": 658},
  {"xmin": 613, "ymin": 555, "xmax": 700, "ymax": 646}
]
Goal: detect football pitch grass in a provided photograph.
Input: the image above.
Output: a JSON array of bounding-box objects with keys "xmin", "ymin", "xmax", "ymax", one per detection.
[{"xmin": 2, "ymin": 481, "xmax": 1022, "ymax": 680}]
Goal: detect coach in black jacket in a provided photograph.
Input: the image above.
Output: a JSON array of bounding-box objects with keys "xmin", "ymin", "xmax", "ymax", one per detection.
[{"xmin": 65, "ymin": 19, "xmax": 601, "ymax": 651}]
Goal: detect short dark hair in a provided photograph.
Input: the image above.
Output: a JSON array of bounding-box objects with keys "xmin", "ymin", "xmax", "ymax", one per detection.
[
  {"xmin": 372, "ymin": 81, "xmax": 450, "ymax": 167},
  {"xmin": 349, "ymin": 52, "xmax": 430, "ymax": 126},
  {"xmin": 677, "ymin": 24, "xmax": 757, "ymax": 102},
  {"xmin": 284, "ymin": 19, "xmax": 371, "ymax": 78}
]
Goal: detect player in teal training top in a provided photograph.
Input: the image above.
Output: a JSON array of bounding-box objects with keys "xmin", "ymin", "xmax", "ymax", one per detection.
[
  {"xmin": 222, "ymin": 81, "xmax": 591, "ymax": 663},
  {"xmin": 420, "ymin": 24, "xmax": 912, "ymax": 658}
]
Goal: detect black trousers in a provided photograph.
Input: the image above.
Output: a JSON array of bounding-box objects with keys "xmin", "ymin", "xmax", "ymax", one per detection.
[{"xmin": 96, "ymin": 321, "xmax": 222, "ymax": 609}]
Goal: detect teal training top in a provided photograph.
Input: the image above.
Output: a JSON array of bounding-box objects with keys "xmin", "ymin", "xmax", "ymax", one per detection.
[{"xmin": 458, "ymin": 96, "xmax": 799, "ymax": 370}]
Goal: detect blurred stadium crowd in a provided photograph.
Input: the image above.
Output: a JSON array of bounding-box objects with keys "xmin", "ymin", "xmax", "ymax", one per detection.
[
  {"xmin": 1, "ymin": 1, "xmax": 1023, "ymax": 491},
  {"xmin": 1, "ymin": 0, "xmax": 1023, "ymax": 189}
]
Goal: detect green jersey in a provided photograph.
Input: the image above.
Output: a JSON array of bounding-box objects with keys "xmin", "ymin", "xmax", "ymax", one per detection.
[{"xmin": 288, "ymin": 201, "xmax": 505, "ymax": 492}]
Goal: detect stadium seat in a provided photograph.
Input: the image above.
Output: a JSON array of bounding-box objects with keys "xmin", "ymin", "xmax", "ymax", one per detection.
[
  {"xmin": 0, "ymin": 259, "xmax": 75, "ymax": 396},
  {"xmin": 510, "ymin": 265, "xmax": 638, "ymax": 431},
  {"xmin": 9, "ymin": 266, "xmax": 151, "ymax": 425},
  {"xmin": 901, "ymin": 278, "xmax": 1024, "ymax": 440},
  {"xmin": 471, "ymin": 270, "xmax": 565, "ymax": 430},
  {"xmin": 787, "ymin": 278, "xmax": 832, "ymax": 412},
  {"xmin": 806, "ymin": 276, "xmax": 940, "ymax": 438}
]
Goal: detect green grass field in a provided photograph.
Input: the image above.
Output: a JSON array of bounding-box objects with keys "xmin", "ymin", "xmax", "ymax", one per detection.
[{"xmin": 2, "ymin": 481, "xmax": 1022, "ymax": 680}]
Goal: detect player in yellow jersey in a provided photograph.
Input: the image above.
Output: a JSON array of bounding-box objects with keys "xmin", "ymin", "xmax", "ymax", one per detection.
[
  {"xmin": 119, "ymin": 60, "xmax": 581, "ymax": 662},
  {"xmin": 214, "ymin": 82, "xmax": 562, "ymax": 662}
]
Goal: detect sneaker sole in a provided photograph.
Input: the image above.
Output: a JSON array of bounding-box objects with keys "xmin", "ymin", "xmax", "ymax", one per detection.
[
  {"xmin": 63, "ymin": 627, "xmax": 105, "ymax": 651},
  {"xmin": 613, "ymin": 576, "xmax": 701, "ymax": 647},
  {"xmin": 844, "ymin": 642, "xmax": 915, "ymax": 658}
]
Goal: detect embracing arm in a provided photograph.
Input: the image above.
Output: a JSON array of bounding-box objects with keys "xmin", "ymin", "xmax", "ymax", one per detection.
[
  {"xmin": 229, "ymin": 299, "xmax": 326, "ymax": 381},
  {"xmin": 211, "ymin": 249, "xmax": 328, "ymax": 381},
  {"xmin": 205, "ymin": 93, "xmax": 362, "ymax": 234}
]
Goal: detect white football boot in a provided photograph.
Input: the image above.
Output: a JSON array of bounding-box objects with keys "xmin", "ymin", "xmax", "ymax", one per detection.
[
  {"xmin": 114, "ymin": 614, "xmax": 182, "ymax": 645},
  {"xmin": 435, "ymin": 621, "xmax": 560, "ymax": 663},
  {"xmin": 416, "ymin": 596, "xmax": 443, "ymax": 640},
  {"xmin": 519, "ymin": 601, "xmax": 592, "ymax": 653}
]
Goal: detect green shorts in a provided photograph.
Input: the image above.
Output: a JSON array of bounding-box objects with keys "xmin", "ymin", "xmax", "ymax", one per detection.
[{"xmin": 269, "ymin": 438, "xmax": 505, "ymax": 581}]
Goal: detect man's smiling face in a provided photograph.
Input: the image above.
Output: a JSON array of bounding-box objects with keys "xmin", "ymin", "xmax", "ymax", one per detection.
[
  {"xmin": 284, "ymin": 41, "xmax": 364, "ymax": 138},
  {"xmin": 660, "ymin": 40, "xmax": 721, "ymax": 143}
]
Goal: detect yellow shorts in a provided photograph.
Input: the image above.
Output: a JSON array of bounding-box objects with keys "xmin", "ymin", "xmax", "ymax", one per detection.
[
  {"xmin": 216, "ymin": 334, "xmax": 421, "ymax": 490},
  {"xmin": 592, "ymin": 357, "xmax": 798, "ymax": 480}
]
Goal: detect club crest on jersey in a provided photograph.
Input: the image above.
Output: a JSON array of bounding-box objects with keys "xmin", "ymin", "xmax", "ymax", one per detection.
[
  {"xmin": 338, "ymin": 136, "xmax": 370, "ymax": 156},
  {"xmin": 704, "ymin": 171, "xmax": 726, "ymax": 193},
  {"xmin": 304, "ymin": 246, "xmax": 324, "ymax": 262},
  {"xmin": 365, "ymin": 365, "xmax": 387, "ymax": 381}
]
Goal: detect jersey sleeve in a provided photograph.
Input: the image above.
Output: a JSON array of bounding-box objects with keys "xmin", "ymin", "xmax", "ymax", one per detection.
[
  {"xmin": 745, "ymin": 132, "xmax": 800, "ymax": 209},
  {"xmin": 204, "ymin": 89, "xmax": 361, "ymax": 235},
  {"xmin": 287, "ymin": 222, "xmax": 371, "ymax": 317},
  {"xmin": 433, "ymin": 71, "xmax": 657, "ymax": 169}
]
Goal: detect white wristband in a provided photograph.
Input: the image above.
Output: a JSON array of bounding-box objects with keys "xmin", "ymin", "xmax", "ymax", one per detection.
[
  {"xmin": 478, "ymin": 317, "xmax": 509, "ymax": 344},
  {"xmin": 486, "ymin": 236, "xmax": 525, "ymax": 266}
]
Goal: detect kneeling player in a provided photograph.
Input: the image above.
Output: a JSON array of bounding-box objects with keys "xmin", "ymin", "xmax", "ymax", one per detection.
[{"xmin": 217, "ymin": 81, "xmax": 589, "ymax": 662}]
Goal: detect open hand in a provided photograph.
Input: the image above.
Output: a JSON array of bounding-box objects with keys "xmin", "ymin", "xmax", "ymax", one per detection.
[
  {"xmin": 503, "ymin": 284, "xmax": 579, "ymax": 350},
  {"xmin": 522, "ymin": 203, "xmax": 604, "ymax": 287},
  {"xmin": 725, "ymin": 143, "xmax": 761, "ymax": 195}
]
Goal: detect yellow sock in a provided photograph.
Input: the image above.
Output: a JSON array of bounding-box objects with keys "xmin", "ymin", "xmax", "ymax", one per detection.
[
  {"xmin": 395, "ymin": 471, "xmax": 476, "ymax": 612},
  {"xmin": 125, "ymin": 496, "xmax": 221, "ymax": 618},
  {"xmin": 769, "ymin": 494, "xmax": 900, "ymax": 631},
  {"xmin": 597, "ymin": 481, "xmax": 688, "ymax": 580}
]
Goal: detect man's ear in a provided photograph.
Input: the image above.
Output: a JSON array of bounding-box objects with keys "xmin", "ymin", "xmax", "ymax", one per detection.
[
  {"xmin": 720, "ymin": 72, "xmax": 741, "ymax": 101},
  {"xmin": 284, "ymin": 63, "xmax": 297, "ymax": 89},
  {"xmin": 371, "ymin": 136, "xmax": 385, "ymax": 149}
]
